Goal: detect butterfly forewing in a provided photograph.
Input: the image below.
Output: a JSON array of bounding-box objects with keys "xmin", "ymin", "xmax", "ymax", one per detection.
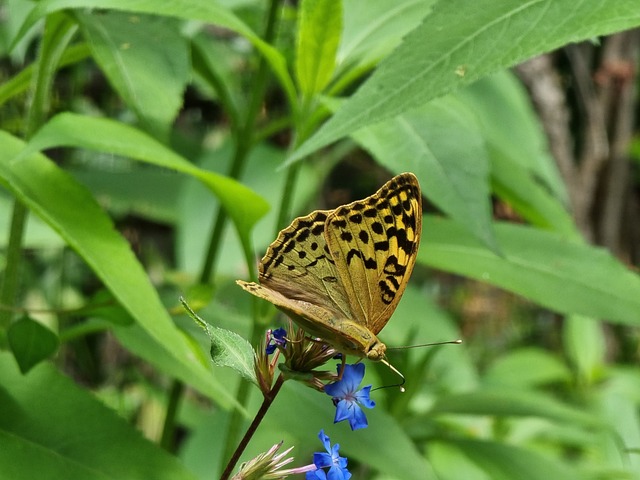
[{"xmin": 324, "ymin": 173, "xmax": 422, "ymax": 334}]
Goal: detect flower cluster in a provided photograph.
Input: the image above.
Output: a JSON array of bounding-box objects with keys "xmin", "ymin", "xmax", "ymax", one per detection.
[{"xmin": 244, "ymin": 325, "xmax": 379, "ymax": 478}]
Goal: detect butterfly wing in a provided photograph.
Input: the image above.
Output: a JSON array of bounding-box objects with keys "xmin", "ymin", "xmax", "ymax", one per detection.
[
  {"xmin": 255, "ymin": 209, "xmax": 355, "ymax": 322},
  {"xmin": 324, "ymin": 172, "xmax": 422, "ymax": 335}
]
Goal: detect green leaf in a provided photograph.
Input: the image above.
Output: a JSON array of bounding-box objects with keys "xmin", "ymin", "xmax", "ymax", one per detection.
[
  {"xmin": 0, "ymin": 352, "xmax": 198, "ymax": 480},
  {"xmin": 420, "ymin": 217, "xmax": 640, "ymax": 326},
  {"xmin": 75, "ymin": 11, "xmax": 188, "ymax": 139},
  {"xmin": 563, "ymin": 315, "xmax": 606, "ymax": 384},
  {"xmin": 457, "ymin": 71, "xmax": 567, "ymax": 202},
  {"xmin": 338, "ymin": 0, "xmax": 434, "ymax": 70},
  {"xmin": 296, "ymin": 0, "xmax": 342, "ymax": 95},
  {"xmin": 182, "ymin": 299, "xmax": 257, "ymax": 385},
  {"xmin": 490, "ymin": 148, "xmax": 579, "ymax": 238},
  {"xmin": 22, "ymin": 113, "xmax": 269, "ymax": 251},
  {"xmin": 13, "ymin": 0, "xmax": 296, "ymax": 108},
  {"xmin": 454, "ymin": 72, "xmax": 578, "ymax": 236},
  {"xmin": 353, "ymin": 96, "xmax": 498, "ymax": 251},
  {"xmin": 290, "ymin": 0, "xmax": 640, "ymax": 162},
  {"xmin": 0, "ymin": 131, "xmax": 236, "ymax": 405},
  {"xmin": 484, "ymin": 347, "xmax": 571, "ymax": 388},
  {"xmin": 433, "ymin": 439, "xmax": 582, "ymax": 480},
  {"xmin": 430, "ymin": 388, "xmax": 603, "ymax": 428},
  {"xmin": 7, "ymin": 317, "xmax": 59, "ymax": 373}
]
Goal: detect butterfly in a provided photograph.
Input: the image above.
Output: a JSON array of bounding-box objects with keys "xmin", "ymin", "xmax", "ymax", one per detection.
[{"xmin": 237, "ymin": 172, "xmax": 422, "ymax": 361}]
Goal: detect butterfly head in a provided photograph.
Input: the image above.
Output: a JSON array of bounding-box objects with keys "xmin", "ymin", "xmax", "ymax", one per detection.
[{"xmin": 365, "ymin": 340, "xmax": 387, "ymax": 361}]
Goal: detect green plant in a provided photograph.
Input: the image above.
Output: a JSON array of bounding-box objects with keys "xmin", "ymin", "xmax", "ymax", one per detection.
[{"xmin": 1, "ymin": 0, "xmax": 640, "ymax": 479}]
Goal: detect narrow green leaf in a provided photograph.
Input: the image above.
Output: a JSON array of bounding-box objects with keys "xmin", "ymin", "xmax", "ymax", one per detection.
[
  {"xmin": 354, "ymin": 96, "xmax": 498, "ymax": 251},
  {"xmin": 75, "ymin": 11, "xmax": 188, "ymax": 139},
  {"xmin": 12, "ymin": 0, "xmax": 296, "ymax": 108},
  {"xmin": 0, "ymin": 131, "xmax": 236, "ymax": 405},
  {"xmin": 563, "ymin": 315, "xmax": 606, "ymax": 384},
  {"xmin": 420, "ymin": 217, "xmax": 640, "ymax": 326},
  {"xmin": 7, "ymin": 317, "xmax": 59, "ymax": 374},
  {"xmin": 290, "ymin": 0, "xmax": 640, "ymax": 162},
  {"xmin": 490, "ymin": 148, "xmax": 579, "ymax": 238},
  {"xmin": 296, "ymin": 0, "xmax": 342, "ymax": 95},
  {"xmin": 0, "ymin": 352, "xmax": 197, "ymax": 480},
  {"xmin": 457, "ymin": 71, "xmax": 567, "ymax": 202},
  {"xmin": 22, "ymin": 113, "xmax": 269, "ymax": 247},
  {"xmin": 435, "ymin": 439, "xmax": 582, "ymax": 480},
  {"xmin": 0, "ymin": 43, "xmax": 91, "ymax": 107},
  {"xmin": 430, "ymin": 389, "xmax": 603, "ymax": 428},
  {"xmin": 484, "ymin": 347, "xmax": 571, "ymax": 388}
]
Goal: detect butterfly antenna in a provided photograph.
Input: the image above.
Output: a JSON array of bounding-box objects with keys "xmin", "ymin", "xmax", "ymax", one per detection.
[
  {"xmin": 373, "ymin": 340, "xmax": 462, "ymax": 392},
  {"xmin": 371, "ymin": 358, "xmax": 406, "ymax": 393},
  {"xmin": 387, "ymin": 339, "xmax": 462, "ymax": 351}
]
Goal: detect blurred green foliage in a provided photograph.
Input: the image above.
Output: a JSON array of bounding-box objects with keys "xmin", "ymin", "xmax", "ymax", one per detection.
[{"xmin": 1, "ymin": 0, "xmax": 640, "ymax": 479}]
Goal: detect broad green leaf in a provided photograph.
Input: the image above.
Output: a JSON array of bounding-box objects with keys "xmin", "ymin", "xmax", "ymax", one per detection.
[
  {"xmin": 22, "ymin": 113, "xmax": 269, "ymax": 250},
  {"xmin": 75, "ymin": 11, "xmax": 188, "ymax": 139},
  {"xmin": 296, "ymin": 0, "xmax": 342, "ymax": 95},
  {"xmin": 430, "ymin": 389, "xmax": 603, "ymax": 427},
  {"xmin": 434, "ymin": 439, "xmax": 582, "ymax": 480},
  {"xmin": 563, "ymin": 315, "xmax": 606, "ymax": 384},
  {"xmin": 0, "ymin": 352, "xmax": 197, "ymax": 480},
  {"xmin": 182, "ymin": 298, "xmax": 257, "ymax": 385},
  {"xmin": 420, "ymin": 217, "xmax": 640, "ymax": 326},
  {"xmin": 7, "ymin": 316, "xmax": 59, "ymax": 373},
  {"xmin": 0, "ymin": 131, "xmax": 236, "ymax": 405},
  {"xmin": 484, "ymin": 347, "xmax": 571, "ymax": 388},
  {"xmin": 12, "ymin": 0, "xmax": 296, "ymax": 107},
  {"xmin": 338, "ymin": 0, "xmax": 434, "ymax": 70},
  {"xmin": 207, "ymin": 326, "xmax": 257, "ymax": 385},
  {"xmin": 291, "ymin": 0, "xmax": 640, "ymax": 162},
  {"xmin": 354, "ymin": 96, "xmax": 498, "ymax": 251}
]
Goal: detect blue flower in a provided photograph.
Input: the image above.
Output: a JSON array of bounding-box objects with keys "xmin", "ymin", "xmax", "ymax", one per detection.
[
  {"xmin": 305, "ymin": 430, "xmax": 351, "ymax": 480},
  {"xmin": 265, "ymin": 327, "xmax": 287, "ymax": 355},
  {"xmin": 324, "ymin": 363, "xmax": 375, "ymax": 430}
]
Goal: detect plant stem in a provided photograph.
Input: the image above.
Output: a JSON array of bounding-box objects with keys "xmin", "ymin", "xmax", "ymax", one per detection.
[
  {"xmin": 215, "ymin": 0, "xmax": 284, "ymax": 467},
  {"xmin": 220, "ymin": 375, "xmax": 285, "ymax": 480},
  {"xmin": 200, "ymin": 0, "xmax": 283, "ymax": 284},
  {"xmin": 160, "ymin": 380, "xmax": 185, "ymax": 451},
  {"xmin": 0, "ymin": 15, "xmax": 77, "ymax": 337},
  {"xmin": 0, "ymin": 202, "xmax": 28, "ymax": 334}
]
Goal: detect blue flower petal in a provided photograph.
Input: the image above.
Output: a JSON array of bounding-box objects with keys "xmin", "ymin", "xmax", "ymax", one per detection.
[
  {"xmin": 313, "ymin": 452, "xmax": 333, "ymax": 469},
  {"xmin": 310, "ymin": 431, "xmax": 351, "ymax": 479},
  {"xmin": 355, "ymin": 385, "xmax": 376, "ymax": 409},
  {"xmin": 306, "ymin": 469, "xmax": 327, "ymax": 479},
  {"xmin": 327, "ymin": 465, "xmax": 351, "ymax": 480},
  {"xmin": 348, "ymin": 404, "xmax": 369, "ymax": 430},
  {"xmin": 333, "ymin": 399, "xmax": 351, "ymax": 423}
]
